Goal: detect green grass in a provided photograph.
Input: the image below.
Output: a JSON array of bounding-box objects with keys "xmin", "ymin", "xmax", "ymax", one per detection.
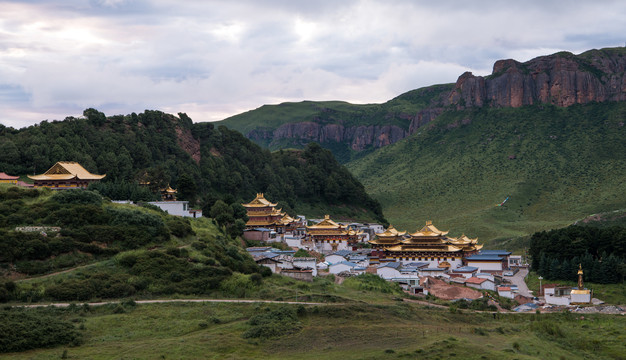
[
  {"xmin": 3, "ymin": 302, "xmax": 626, "ymax": 359},
  {"xmin": 347, "ymin": 102, "xmax": 626, "ymax": 244}
]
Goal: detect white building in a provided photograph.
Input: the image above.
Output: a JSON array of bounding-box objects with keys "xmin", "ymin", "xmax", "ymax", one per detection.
[
  {"xmin": 465, "ymin": 277, "xmax": 495, "ymax": 291},
  {"xmin": 325, "ymin": 250, "xmax": 352, "ymax": 265},
  {"xmin": 293, "ymin": 257, "xmax": 317, "ymax": 276},
  {"xmin": 497, "ymin": 286, "xmax": 514, "ymax": 299},
  {"xmin": 148, "ymin": 201, "xmax": 202, "ymax": 218},
  {"xmin": 328, "ymin": 261, "xmax": 358, "ymax": 275}
]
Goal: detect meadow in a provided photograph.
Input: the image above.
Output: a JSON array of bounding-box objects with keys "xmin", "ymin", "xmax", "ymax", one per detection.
[{"xmin": 3, "ymin": 301, "xmax": 625, "ymax": 360}]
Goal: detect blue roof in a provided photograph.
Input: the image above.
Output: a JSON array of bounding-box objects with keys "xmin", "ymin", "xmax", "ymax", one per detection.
[
  {"xmin": 452, "ymin": 266, "xmax": 479, "ymax": 272},
  {"xmin": 421, "ymin": 267, "xmax": 445, "ymax": 271},
  {"xmin": 466, "ymin": 254, "xmax": 504, "ymax": 261},
  {"xmin": 331, "ymin": 250, "xmax": 352, "ymax": 257},
  {"xmin": 377, "ymin": 262, "xmax": 402, "ymax": 270},
  {"xmin": 405, "ymin": 262, "xmax": 430, "ymax": 268},
  {"xmin": 246, "ymin": 247, "xmax": 272, "ymax": 252},
  {"xmin": 480, "ymin": 250, "xmax": 511, "ymax": 256},
  {"xmin": 330, "ymin": 261, "xmax": 357, "ymax": 268}
]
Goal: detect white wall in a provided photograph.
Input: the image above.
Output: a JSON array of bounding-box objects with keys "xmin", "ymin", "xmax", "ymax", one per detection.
[
  {"xmin": 571, "ymin": 293, "xmax": 591, "ymax": 304},
  {"xmin": 545, "ymin": 294, "xmax": 571, "ymax": 306},
  {"xmin": 325, "ymin": 254, "xmax": 347, "ymax": 265},
  {"xmin": 329, "ymin": 263, "xmax": 354, "ymax": 274},
  {"xmin": 467, "ymin": 261, "xmax": 503, "ymax": 272},
  {"xmin": 391, "ymin": 256, "xmax": 462, "ymax": 268},
  {"xmin": 293, "ymin": 258, "xmax": 317, "ymax": 276},
  {"xmin": 315, "ymin": 240, "xmax": 349, "ymax": 254},
  {"xmin": 148, "ymin": 201, "xmax": 201, "ymax": 218},
  {"xmin": 377, "ymin": 267, "xmax": 401, "ymax": 280}
]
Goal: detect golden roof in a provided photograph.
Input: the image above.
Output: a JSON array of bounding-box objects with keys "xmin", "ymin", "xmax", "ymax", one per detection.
[
  {"xmin": 385, "ymin": 244, "xmax": 464, "ymax": 253},
  {"xmin": 162, "ymin": 186, "xmax": 177, "ymax": 194},
  {"xmin": 570, "ymin": 289, "xmax": 591, "ymax": 295},
  {"xmin": 375, "ymin": 225, "xmax": 407, "ymax": 238},
  {"xmin": 28, "ymin": 161, "xmax": 106, "ymax": 181},
  {"xmin": 307, "ymin": 215, "xmax": 342, "ymax": 230},
  {"xmin": 409, "ymin": 220, "xmax": 449, "ymax": 237},
  {"xmin": 242, "ymin": 193, "xmax": 277, "ymax": 208}
]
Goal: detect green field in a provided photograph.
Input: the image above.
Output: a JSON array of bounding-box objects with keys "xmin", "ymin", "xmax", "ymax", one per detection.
[
  {"xmin": 3, "ymin": 301, "xmax": 626, "ymax": 359},
  {"xmin": 347, "ymin": 102, "xmax": 626, "ymax": 244}
]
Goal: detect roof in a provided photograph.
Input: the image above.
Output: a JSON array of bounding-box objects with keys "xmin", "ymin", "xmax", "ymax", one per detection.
[
  {"xmin": 421, "ymin": 267, "xmax": 445, "ymax": 272},
  {"xmin": 377, "ymin": 262, "xmax": 402, "ymax": 270},
  {"xmin": 330, "ymin": 261, "xmax": 357, "ymax": 268},
  {"xmin": 244, "ymin": 228, "xmax": 272, "ymax": 232},
  {"xmin": 308, "ymin": 215, "xmax": 342, "ymax": 229},
  {"xmin": 465, "ymin": 277, "xmax": 489, "ymax": 285},
  {"xmin": 246, "ymin": 247, "xmax": 272, "ymax": 252},
  {"xmin": 466, "ymin": 254, "xmax": 504, "ymax": 261},
  {"xmin": 0, "ymin": 172, "xmax": 18, "ymax": 180},
  {"xmin": 452, "ymin": 266, "xmax": 479, "ymax": 273},
  {"xmin": 480, "ymin": 250, "xmax": 512, "ymax": 256},
  {"xmin": 498, "ymin": 286, "xmax": 512, "ymax": 291},
  {"xmin": 242, "ymin": 193, "xmax": 277, "ymax": 208},
  {"xmin": 404, "ymin": 262, "xmax": 430, "ymax": 268},
  {"xmin": 375, "ymin": 225, "xmax": 407, "ymax": 237},
  {"xmin": 252, "ymin": 252, "xmax": 279, "ymax": 261},
  {"xmin": 409, "ymin": 220, "xmax": 449, "ymax": 237},
  {"xmin": 27, "ymin": 162, "xmax": 106, "ymax": 181},
  {"xmin": 329, "ymin": 250, "xmax": 352, "ymax": 257}
]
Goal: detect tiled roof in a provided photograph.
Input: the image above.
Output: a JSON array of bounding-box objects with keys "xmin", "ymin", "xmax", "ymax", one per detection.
[
  {"xmin": 466, "ymin": 254, "xmax": 504, "ymax": 261},
  {"xmin": 465, "ymin": 277, "xmax": 488, "ymax": 284}
]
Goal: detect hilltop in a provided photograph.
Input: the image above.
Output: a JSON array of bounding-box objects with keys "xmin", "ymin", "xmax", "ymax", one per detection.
[{"xmin": 0, "ymin": 110, "xmax": 385, "ymax": 223}]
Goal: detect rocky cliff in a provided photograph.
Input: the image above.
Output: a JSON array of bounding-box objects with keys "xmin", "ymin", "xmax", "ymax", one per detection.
[
  {"xmin": 225, "ymin": 47, "xmax": 626, "ymax": 159},
  {"xmin": 443, "ymin": 48, "xmax": 626, "ymax": 109},
  {"xmin": 247, "ymin": 122, "xmax": 408, "ymax": 151}
]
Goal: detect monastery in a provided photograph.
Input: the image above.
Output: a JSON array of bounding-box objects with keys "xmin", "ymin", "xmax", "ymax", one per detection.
[
  {"xmin": 242, "ymin": 193, "xmax": 299, "ymax": 233},
  {"xmin": 370, "ymin": 221, "xmax": 482, "ymax": 268},
  {"xmin": 306, "ymin": 215, "xmax": 363, "ymax": 253},
  {"xmin": 28, "ymin": 162, "xmax": 105, "ymax": 189}
]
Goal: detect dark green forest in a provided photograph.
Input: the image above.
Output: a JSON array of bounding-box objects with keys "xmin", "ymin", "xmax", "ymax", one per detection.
[
  {"xmin": 0, "ymin": 109, "xmax": 385, "ymax": 223},
  {"xmin": 529, "ymin": 225, "xmax": 626, "ymax": 284}
]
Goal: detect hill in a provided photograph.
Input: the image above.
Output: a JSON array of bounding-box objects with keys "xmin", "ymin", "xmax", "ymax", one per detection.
[
  {"xmin": 218, "ymin": 85, "xmax": 452, "ymax": 162},
  {"xmin": 347, "ymin": 101, "xmax": 626, "ymax": 242},
  {"xmin": 217, "ymin": 47, "xmax": 626, "ymax": 164},
  {"xmin": 0, "ymin": 110, "xmax": 385, "ymax": 223}
]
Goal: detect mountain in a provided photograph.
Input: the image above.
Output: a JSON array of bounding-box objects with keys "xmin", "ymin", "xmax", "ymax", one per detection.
[
  {"xmin": 218, "ymin": 85, "xmax": 452, "ymax": 162},
  {"xmin": 218, "ymin": 47, "xmax": 626, "ymax": 163},
  {"xmin": 0, "ymin": 110, "xmax": 385, "ymax": 223},
  {"xmin": 347, "ymin": 101, "xmax": 626, "ymax": 242}
]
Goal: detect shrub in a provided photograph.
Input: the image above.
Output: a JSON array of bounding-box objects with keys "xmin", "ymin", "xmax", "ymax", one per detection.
[
  {"xmin": 242, "ymin": 306, "xmax": 302, "ymax": 339},
  {"xmin": 50, "ymin": 190, "xmax": 102, "ymax": 206}
]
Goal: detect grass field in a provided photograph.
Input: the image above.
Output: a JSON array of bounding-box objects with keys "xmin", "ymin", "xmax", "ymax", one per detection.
[{"xmin": 3, "ymin": 301, "xmax": 626, "ymax": 359}]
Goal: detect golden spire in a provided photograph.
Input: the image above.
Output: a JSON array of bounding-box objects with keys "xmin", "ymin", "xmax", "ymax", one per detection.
[{"xmin": 577, "ymin": 264, "xmax": 584, "ymax": 289}]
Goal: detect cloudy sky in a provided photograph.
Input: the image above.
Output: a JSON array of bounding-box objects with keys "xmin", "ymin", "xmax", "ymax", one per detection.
[{"xmin": 0, "ymin": 0, "xmax": 624, "ymax": 128}]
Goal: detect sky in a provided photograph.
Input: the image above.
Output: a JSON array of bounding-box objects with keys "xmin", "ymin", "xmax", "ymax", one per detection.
[{"xmin": 0, "ymin": 0, "xmax": 624, "ymax": 128}]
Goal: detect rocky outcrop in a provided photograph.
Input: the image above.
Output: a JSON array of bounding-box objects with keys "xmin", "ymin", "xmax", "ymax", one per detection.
[
  {"xmin": 248, "ymin": 122, "xmax": 408, "ymax": 151},
  {"xmin": 444, "ymin": 49, "xmax": 626, "ymax": 109},
  {"xmin": 175, "ymin": 126, "xmax": 201, "ymax": 163}
]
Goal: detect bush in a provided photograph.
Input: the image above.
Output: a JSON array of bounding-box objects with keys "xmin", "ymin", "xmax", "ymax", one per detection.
[
  {"xmin": 242, "ymin": 306, "xmax": 302, "ymax": 339},
  {"xmin": 50, "ymin": 190, "xmax": 102, "ymax": 206},
  {"xmin": 0, "ymin": 308, "xmax": 82, "ymax": 353}
]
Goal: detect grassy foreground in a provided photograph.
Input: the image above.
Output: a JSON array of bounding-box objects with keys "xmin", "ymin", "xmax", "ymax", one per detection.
[{"xmin": 3, "ymin": 301, "xmax": 626, "ymax": 360}]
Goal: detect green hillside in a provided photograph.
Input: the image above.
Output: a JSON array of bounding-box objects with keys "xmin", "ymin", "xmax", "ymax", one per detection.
[
  {"xmin": 217, "ymin": 84, "xmax": 453, "ymax": 160},
  {"xmin": 0, "ymin": 109, "xmax": 385, "ymax": 223},
  {"xmin": 347, "ymin": 102, "xmax": 626, "ymax": 242}
]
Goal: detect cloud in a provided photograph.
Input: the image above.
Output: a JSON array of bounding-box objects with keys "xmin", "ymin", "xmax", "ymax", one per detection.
[{"xmin": 0, "ymin": 0, "xmax": 625, "ymax": 127}]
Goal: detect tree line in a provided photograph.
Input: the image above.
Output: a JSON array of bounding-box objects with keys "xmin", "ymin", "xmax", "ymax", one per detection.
[
  {"xmin": 0, "ymin": 109, "xmax": 386, "ymax": 223},
  {"xmin": 529, "ymin": 225, "xmax": 626, "ymax": 283}
]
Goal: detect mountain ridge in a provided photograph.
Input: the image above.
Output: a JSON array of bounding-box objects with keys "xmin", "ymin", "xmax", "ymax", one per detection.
[{"xmin": 217, "ymin": 47, "xmax": 626, "ymax": 162}]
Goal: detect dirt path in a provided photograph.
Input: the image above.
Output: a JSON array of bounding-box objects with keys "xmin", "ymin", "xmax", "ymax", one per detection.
[
  {"xmin": 14, "ymin": 262, "xmax": 100, "ymax": 282},
  {"xmin": 17, "ymin": 298, "xmax": 340, "ymax": 308}
]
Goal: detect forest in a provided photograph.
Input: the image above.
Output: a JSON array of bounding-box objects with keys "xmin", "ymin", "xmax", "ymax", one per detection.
[
  {"xmin": 529, "ymin": 225, "xmax": 626, "ymax": 284},
  {"xmin": 0, "ymin": 109, "xmax": 386, "ymax": 223}
]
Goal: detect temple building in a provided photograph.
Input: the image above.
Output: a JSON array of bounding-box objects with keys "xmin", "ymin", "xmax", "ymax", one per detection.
[
  {"xmin": 0, "ymin": 172, "xmax": 19, "ymax": 185},
  {"xmin": 148, "ymin": 186, "xmax": 202, "ymax": 218},
  {"xmin": 241, "ymin": 193, "xmax": 297, "ymax": 233},
  {"xmin": 370, "ymin": 221, "xmax": 482, "ymax": 268},
  {"xmin": 306, "ymin": 215, "xmax": 363, "ymax": 254},
  {"xmin": 27, "ymin": 162, "xmax": 105, "ymax": 189}
]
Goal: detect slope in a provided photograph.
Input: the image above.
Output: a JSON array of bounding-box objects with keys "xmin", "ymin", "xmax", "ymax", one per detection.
[
  {"xmin": 217, "ymin": 85, "xmax": 452, "ymax": 162},
  {"xmin": 347, "ymin": 102, "xmax": 626, "ymax": 242},
  {"xmin": 0, "ymin": 109, "xmax": 385, "ymax": 223}
]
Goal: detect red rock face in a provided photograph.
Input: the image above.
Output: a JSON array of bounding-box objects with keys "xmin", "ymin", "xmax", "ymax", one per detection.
[
  {"xmin": 445, "ymin": 49, "xmax": 626, "ymax": 109},
  {"xmin": 248, "ymin": 121, "xmax": 408, "ymax": 151}
]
